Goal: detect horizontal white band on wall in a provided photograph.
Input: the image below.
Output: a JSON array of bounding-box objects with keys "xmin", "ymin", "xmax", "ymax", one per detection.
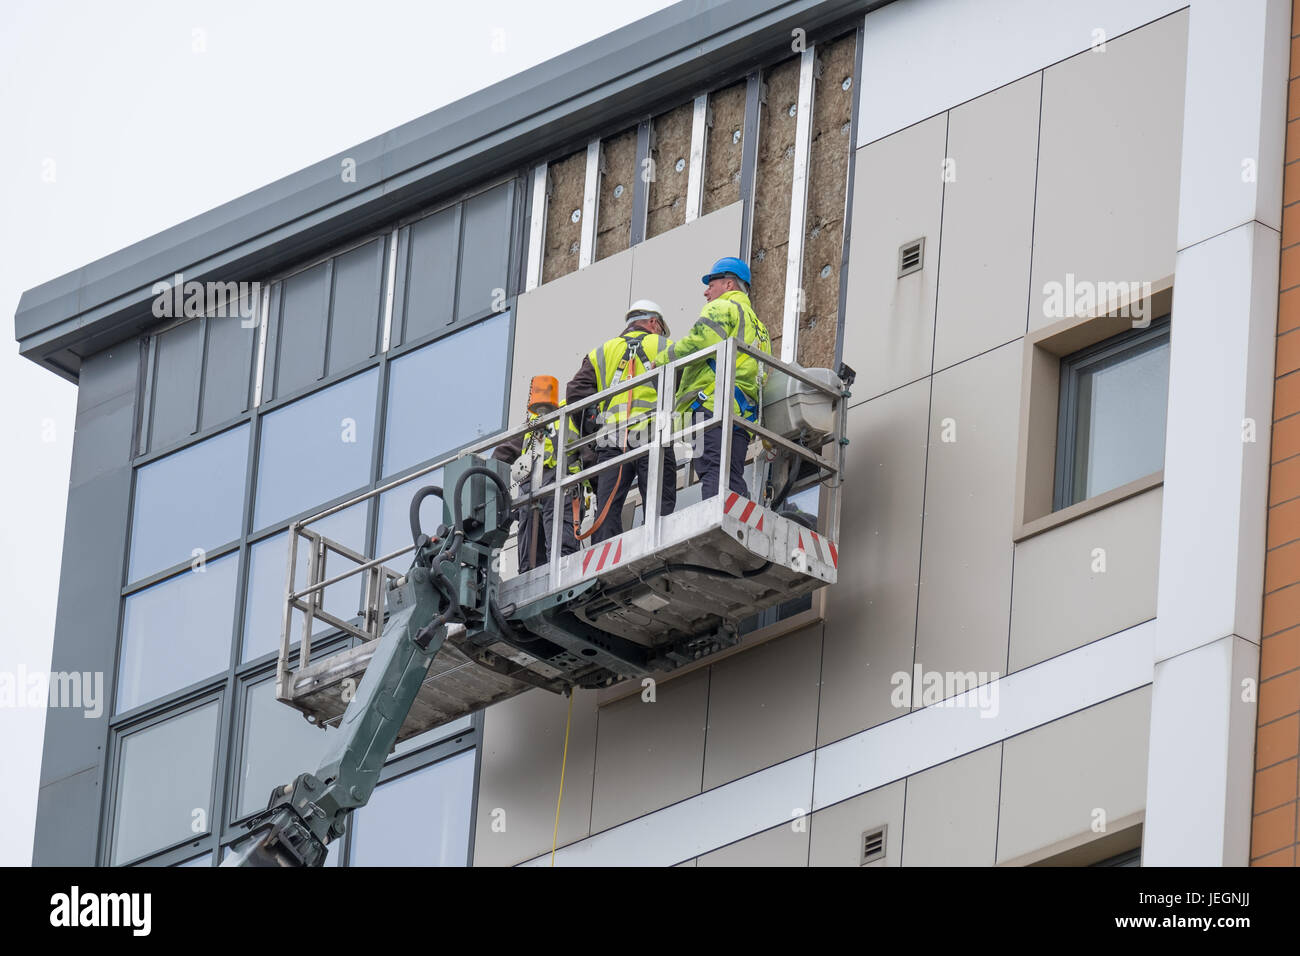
[{"xmin": 523, "ymin": 619, "xmax": 1155, "ymax": 866}]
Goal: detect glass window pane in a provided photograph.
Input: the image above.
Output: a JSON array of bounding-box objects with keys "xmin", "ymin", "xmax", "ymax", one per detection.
[
  {"xmin": 391, "ymin": 714, "xmax": 474, "ymax": 758},
  {"xmin": 1073, "ymin": 339, "xmax": 1170, "ymax": 502},
  {"xmin": 327, "ymin": 239, "xmax": 385, "ymax": 375},
  {"xmin": 118, "ymin": 554, "xmax": 237, "ymax": 714},
  {"xmin": 273, "ymin": 263, "xmax": 330, "ymax": 399},
  {"xmin": 175, "ymin": 851, "xmax": 212, "ymax": 867},
  {"xmin": 236, "ymin": 677, "xmax": 337, "ymax": 821},
  {"xmin": 382, "ymin": 315, "xmax": 509, "ymax": 477},
  {"xmin": 112, "ymin": 701, "xmax": 220, "ymax": 865},
  {"xmin": 242, "ymin": 502, "xmax": 369, "ymax": 662},
  {"xmin": 456, "ymin": 183, "xmax": 513, "ymax": 321},
  {"xmin": 130, "ymin": 424, "xmax": 249, "ymax": 582},
  {"xmin": 149, "ymin": 319, "xmax": 202, "ymax": 450},
  {"xmin": 201, "ymin": 314, "xmax": 257, "ymax": 430},
  {"xmin": 255, "ymin": 369, "xmax": 378, "ymax": 529},
  {"xmin": 401, "ymin": 207, "xmax": 458, "ymax": 344},
  {"xmin": 350, "ymin": 750, "xmax": 475, "ymax": 866},
  {"xmin": 376, "ymin": 469, "xmax": 445, "ymax": 565}
]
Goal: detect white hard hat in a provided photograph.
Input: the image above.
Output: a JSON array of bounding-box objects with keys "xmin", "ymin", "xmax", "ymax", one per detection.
[{"xmin": 626, "ymin": 299, "xmax": 663, "ymax": 322}]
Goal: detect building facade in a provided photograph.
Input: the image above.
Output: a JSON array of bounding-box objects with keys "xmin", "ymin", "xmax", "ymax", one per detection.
[{"xmin": 15, "ymin": 0, "xmax": 1300, "ymax": 866}]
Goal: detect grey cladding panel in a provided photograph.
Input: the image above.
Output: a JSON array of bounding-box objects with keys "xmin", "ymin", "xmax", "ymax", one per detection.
[
  {"xmin": 457, "ymin": 183, "xmax": 513, "ymax": 321},
  {"xmin": 201, "ymin": 316, "xmax": 256, "ymax": 429},
  {"xmin": 327, "ymin": 238, "xmax": 385, "ymax": 375},
  {"xmin": 148, "ymin": 320, "xmax": 201, "ymax": 450},
  {"xmin": 273, "ymin": 262, "xmax": 330, "ymax": 398},
  {"xmin": 401, "ymin": 208, "xmax": 459, "ymax": 344}
]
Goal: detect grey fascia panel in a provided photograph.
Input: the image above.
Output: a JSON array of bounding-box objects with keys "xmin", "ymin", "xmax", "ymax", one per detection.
[{"xmin": 14, "ymin": 0, "xmax": 883, "ymax": 382}]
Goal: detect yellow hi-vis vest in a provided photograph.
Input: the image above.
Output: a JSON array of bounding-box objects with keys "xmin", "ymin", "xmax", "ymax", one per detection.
[
  {"xmin": 588, "ymin": 329, "xmax": 670, "ymax": 428},
  {"xmin": 651, "ymin": 291, "xmax": 770, "ymax": 419},
  {"xmin": 524, "ymin": 401, "xmax": 582, "ymax": 474}
]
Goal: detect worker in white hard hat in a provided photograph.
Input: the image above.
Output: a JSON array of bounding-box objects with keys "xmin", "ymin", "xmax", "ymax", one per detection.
[{"xmin": 565, "ymin": 300, "xmax": 677, "ymax": 542}]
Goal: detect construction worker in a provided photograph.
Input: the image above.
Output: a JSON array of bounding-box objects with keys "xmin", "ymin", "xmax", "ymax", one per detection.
[
  {"xmin": 566, "ymin": 300, "xmax": 677, "ymax": 543},
  {"xmin": 492, "ymin": 375, "xmax": 583, "ymax": 572},
  {"xmin": 651, "ymin": 256, "xmax": 771, "ymax": 499}
]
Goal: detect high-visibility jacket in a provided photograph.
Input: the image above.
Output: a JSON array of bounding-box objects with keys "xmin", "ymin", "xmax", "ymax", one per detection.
[
  {"xmin": 588, "ymin": 329, "xmax": 670, "ymax": 428},
  {"xmin": 524, "ymin": 401, "xmax": 582, "ymax": 475},
  {"xmin": 651, "ymin": 291, "xmax": 770, "ymax": 421}
]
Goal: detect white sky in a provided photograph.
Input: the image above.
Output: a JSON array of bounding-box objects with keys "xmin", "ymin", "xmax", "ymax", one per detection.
[{"xmin": 0, "ymin": 0, "xmax": 676, "ymax": 866}]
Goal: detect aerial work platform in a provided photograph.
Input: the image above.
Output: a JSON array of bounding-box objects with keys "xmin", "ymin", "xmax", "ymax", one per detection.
[{"xmin": 274, "ymin": 337, "xmax": 849, "ymax": 741}]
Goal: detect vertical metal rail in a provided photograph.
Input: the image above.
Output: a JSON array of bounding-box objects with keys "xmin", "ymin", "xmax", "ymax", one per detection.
[
  {"xmin": 525, "ymin": 163, "xmax": 547, "ymax": 292},
  {"xmin": 549, "ymin": 407, "xmax": 568, "ymax": 593},
  {"xmin": 276, "ymin": 521, "xmax": 300, "ymax": 699},
  {"xmin": 631, "ymin": 119, "xmax": 651, "ymax": 246},
  {"xmin": 684, "ymin": 94, "xmax": 708, "ymax": 224},
  {"xmin": 782, "ymin": 46, "xmax": 817, "ymax": 364},
  {"xmin": 578, "ymin": 140, "xmax": 601, "ymax": 268}
]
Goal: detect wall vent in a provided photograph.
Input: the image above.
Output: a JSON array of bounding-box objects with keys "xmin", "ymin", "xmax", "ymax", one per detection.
[
  {"xmin": 898, "ymin": 238, "xmax": 924, "ymax": 277},
  {"xmin": 860, "ymin": 824, "xmax": 887, "ymax": 865}
]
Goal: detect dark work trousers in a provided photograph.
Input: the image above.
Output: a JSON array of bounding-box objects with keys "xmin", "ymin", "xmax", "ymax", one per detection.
[
  {"xmin": 516, "ymin": 474, "xmax": 579, "ymax": 572},
  {"xmin": 592, "ymin": 435, "xmax": 677, "ymax": 543},
  {"xmin": 698, "ymin": 420, "xmax": 751, "ymax": 499}
]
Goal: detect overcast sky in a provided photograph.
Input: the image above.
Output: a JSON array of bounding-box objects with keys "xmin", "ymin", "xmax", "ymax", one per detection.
[{"xmin": 0, "ymin": 0, "xmax": 677, "ymax": 866}]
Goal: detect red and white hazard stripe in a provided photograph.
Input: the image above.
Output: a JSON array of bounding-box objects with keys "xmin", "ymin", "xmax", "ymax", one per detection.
[
  {"xmin": 581, "ymin": 538, "xmax": 623, "ymax": 575},
  {"xmin": 723, "ymin": 492, "xmax": 766, "ymax": 532},
  {"xmin": 797, "ymin": 529, "xmax": 839, "ymax": 570}
]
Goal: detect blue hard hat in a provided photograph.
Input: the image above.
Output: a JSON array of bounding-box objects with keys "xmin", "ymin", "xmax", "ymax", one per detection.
[{"xmin": 702, "ymin": 256, "xmax": 751, "ymax": 286}]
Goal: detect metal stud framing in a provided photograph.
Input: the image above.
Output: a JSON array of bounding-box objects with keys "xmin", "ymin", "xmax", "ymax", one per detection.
[{"xmin": 781, "ymin": 46, "xmax": 817, "ymax": 364}]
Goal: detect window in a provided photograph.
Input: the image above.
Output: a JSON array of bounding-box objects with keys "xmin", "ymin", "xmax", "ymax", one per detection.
[
  {"xmin": 111, "ymin": 700, "xmax": 221, "ymax": 865},
  {"xmin": 129, "ymin": 424, "xmax": 249, "ymax": 581},
  {"xmin": 375, "ymin": 469, "xmax": 444, "ymax": 562},
  {"xmin": 349, "ymin": 750, "xmax": 475, "ymax": 866},
  {"xmin": 118, "ymin": 555, "xmax": 238, "ymax": 714},
  {"xmin": 1054, "ymin": 316, "xmax": 1170, "ymax": 509},
  {"xmin": 234, "ymin": 676, "xmax": 337, "ymax": 821},
  {"xmin": 254, "ymin": 368, "xmax": 378, "ymax": 529},
  {"xmin": 241, "ymin": 502, "xmax": 369, "ymax": 662},
  {"xmin": 381, "ymin": 313, "xmax": 510, "ymax": 477}
]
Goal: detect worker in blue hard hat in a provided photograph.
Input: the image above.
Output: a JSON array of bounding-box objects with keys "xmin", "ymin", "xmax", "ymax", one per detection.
[{"xmin": 650, "ymin": 256, "xmax": 771, "ymax": 500}]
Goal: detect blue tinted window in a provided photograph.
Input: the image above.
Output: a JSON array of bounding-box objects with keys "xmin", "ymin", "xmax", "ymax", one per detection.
[
  {"xmin": 255, "ymin": 370, "xmax": 378, "ymax": 529},
  {"xmin": 375, "ymin": 469, "xmax": 445, "ymax": 564},
  {"xmin": 236, "ymin": 677, "xmax": 337, "ymax": 820},
  {"xmin": 350, "ymin": 750, "xmax": 474, "ymax": 866},
  {"xmin": 382, "ymin": 314, "xmax": 509, "ymax": 477},
  {"xmin": 112, "ymin": 701, "xmax": 220, "ymax": 865},
  {"xmin": 242, "ymin": 502, "xmax": 369, "ymax": 663},
  {"xmin": 130, "ymin": 425, "xmax": 249, "ymax": 581},
  {"xmin": 118, "ymin": 555, "xmax": 238, "ymax": 714}
]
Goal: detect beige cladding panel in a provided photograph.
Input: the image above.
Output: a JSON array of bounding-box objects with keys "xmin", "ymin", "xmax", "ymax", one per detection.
[
  {"xmin": 915, "ymin": 340, "xmax": 1022, "ymax": 684},
  {"xmin": 698, "ymin": 820, "xmax": 810, "ymax": 866},
  {"xmin": 818, "ymin": 379, "xmax": 928, "ymax": 747},
  {"xmin": 808, "ymin": 779, "xmax": 905, "ymax": 866},
  {"xmin": 751, "ymin": 55, "xmax": 801, "ymax": 349},
  {"xmin": 473, "ymin": 688, "xmax": 599, "ymax": 867},
  {"xmin": 701, "ymin": 622, "xmax": 822, "ymax": 790},
  {"xmin": 997, "ymin": 686, "xmax": 1151, "ymax": 864},
  {"xmin": 1028, "ymin": 11, "xmax": 1187, "ymax": 332},
  {"xmin": 628, "ymin": 202, "xmax": 744, "ymax": 339},
  {"xmin": 509, "ymin": 250, "xmax": 633, "ymax": 429},
  {"xmin": 840, "ymin": 115, "xmax": 947, "ymax": 401},
  {"xmin": 900, "ymin": 743, "xmax": 1002, "ymax": 866},
  {"xmin": 1009, "ymin": 487, "xmax": 1162, "ymax": 672},
  {"xmin": 589, "ymin": 666, "xmax": 709, "ymax": 833},
  {"xmin": 933, "ymin": 73, "xmax": 1040, "ymax": 370}
]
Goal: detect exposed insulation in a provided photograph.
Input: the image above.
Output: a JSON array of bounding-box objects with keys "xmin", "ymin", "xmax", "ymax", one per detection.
[
  {"xmin": 702, "ymin": 80, "xmax": 746, "ymax": 215},
  {"xmin": 647, "ymin": 102, "xmax": 693, "ymax": 238},
  {"xmin": 798, "ymin": 32, "xmax": 856, "ymax": 371},
  {"xmin": 596, "ymin": 127, "xmax": 638, "ymax": 260},
  {"xmin": 542, "ymin": 149, "xmax": 586, "ymax": 284},
  {"xmin": 750, "ymin": 56, "xmax": 801, "ymax": 354}
]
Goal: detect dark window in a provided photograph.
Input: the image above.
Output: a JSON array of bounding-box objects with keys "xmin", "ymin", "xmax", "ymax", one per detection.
[
  {"xmin": 148, "ymin": 320, "xmax": 203, "ymax": 449},
  {"xmin": 456, "ymin": 182, "xmax": 513, "ymax": 321},
  {"xmin": 326, "ymin": 238, "xmax": 386, "ymax": 375},
  {"xmin": 382, "ymin": 313, "xmax": 509, "ymax": 478},
  {"xmin": 200, "ymin": 315, "xmax": 257, "ymax": 430},
  {"xmin": 111, "ymin": 700, "xmax": 221, "ymax": 865},
  {"xmin": 400, "ymin": 207, "xmax": 459, "ymax": 344},
  {"xmin": 129, "ymin": 424, "xmax": 249, "ymax": 581},
  {"xmin": 349, "ymin": 750, "xmax": 475, "ymax": 866},
  {"xmin": 241, "ymin": 501, "xmax": 369, "ymax": 663},
  {"xmin": 234, "ymin": 677, "xmax": 337, "ymax": 821},
  {"xmin": 270, "ymin": 261, "xmax": 331, "ymax": 399},
  {"xmin": 1055, "ymin": 316, "xmax": 1170, "ymax": 509},
  {"xmin": 376, "ymin": 468, "xmax": 444, "ymax": 562},
  {"xmin": 254, "ymin": 369, "xmax": 378, "ymax": 530},
  {"xmin": 117, "ymin": 554, "xmax": 238, "ymax": 714}
]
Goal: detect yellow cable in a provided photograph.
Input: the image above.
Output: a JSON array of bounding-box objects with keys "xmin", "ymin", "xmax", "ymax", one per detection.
[{"xmin": 550, "ymin": 689, "xmax": 574, "ymax": 867}]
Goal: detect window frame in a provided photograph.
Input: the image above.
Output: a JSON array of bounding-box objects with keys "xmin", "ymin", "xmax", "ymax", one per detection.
[{"xmin": 1052, "ymin": 314, "xmax": 1171, "ymax": 511}]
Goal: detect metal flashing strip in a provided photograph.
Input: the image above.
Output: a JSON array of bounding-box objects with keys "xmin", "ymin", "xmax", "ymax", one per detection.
[
  {"xmin": 381, "ymin": 228, "xmax": 399, "ymax": 352},
  {"xmin": 526, "ymin": 164, "xmax": 548, "ymax": 291},
  {"xmin": 781, "ymin": 46, "xmax": 817, "ymax": 363},
  {"xmin": 685, "ymin": 94, "xmax": 709, "ymax": 223},
  {"xmin": 252, "ymin": 284, "xmax": 270, "ymax": 408},
  {"xmin": 522, "ymin": 619, "xmax": 1155, "ymax": 866},
  {"xmin": 578, "ymin": 140, "xmax": 601, "ymax": 268}
]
